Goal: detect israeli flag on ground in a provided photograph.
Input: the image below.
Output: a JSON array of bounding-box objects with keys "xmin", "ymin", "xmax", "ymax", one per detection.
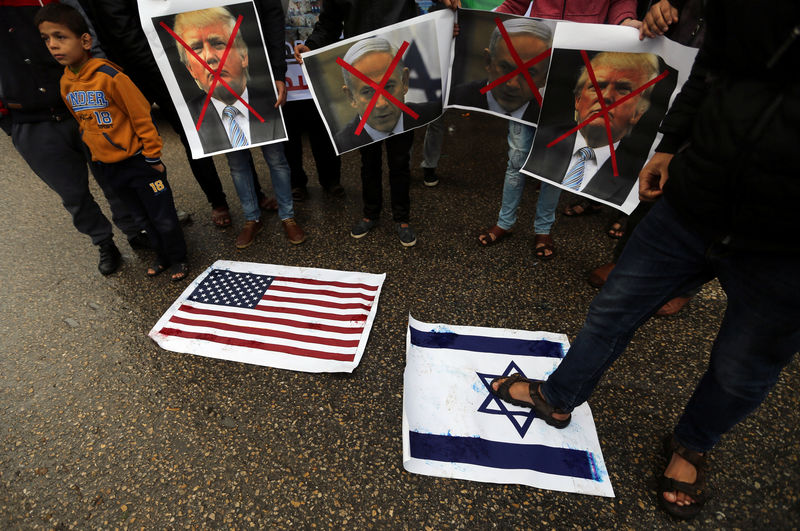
[{"xmin": 402, "ymin": 316, "xmax": 614, "ymax": 497}]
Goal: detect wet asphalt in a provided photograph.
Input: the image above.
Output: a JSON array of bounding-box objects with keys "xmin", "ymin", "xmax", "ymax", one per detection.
[{"xmin": 1, "ymin": 110, "xmax": 798, "ymax": 529}]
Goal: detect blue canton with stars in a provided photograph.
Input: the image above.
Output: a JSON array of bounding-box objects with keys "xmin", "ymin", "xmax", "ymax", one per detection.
[
  {"xmin": 476, "ymin": 361, "xmax": 541, "ymax": 438},
  {"xmin": 187, "ymin": 270, "xmax": 274, "ymax": 309}
]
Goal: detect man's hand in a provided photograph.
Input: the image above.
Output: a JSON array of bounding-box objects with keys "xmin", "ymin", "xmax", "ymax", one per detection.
[
  {"xmin": 638, "ymin": 152, "xmax": 673, "ymax": 201},
  {"xmin": 639, "ymin": 0, "xmax": 679, "ymax": 40},
  {"xmin": 620, "ymin": 18, "xmax": 642, "ymax": 30},
  {"xmin": 438, "ymin": 0, "xmax": 461, "ymax": 10},
  {"xmin": 274, "ymin": 80, "xmax": 287, "ymax": 108},
  {"xmin": 294, "ymin": 43, "xmax": 310, "ymax": 64},
  {"xmin": 150, "ymin": 162, "xmax": 166, "ymax": 173}
]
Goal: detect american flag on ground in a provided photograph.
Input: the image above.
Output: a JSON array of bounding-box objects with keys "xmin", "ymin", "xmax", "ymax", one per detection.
[{"xmin": 149, "ymin": 261, "xmax": 385, "ymax": 373}]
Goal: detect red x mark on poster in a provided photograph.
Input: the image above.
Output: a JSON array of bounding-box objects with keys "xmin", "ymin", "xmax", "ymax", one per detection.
[
  {"xmin": 547, "ymin": 50, "xmax": 669, "ymax": 176},
  {"xmin": 479, "ymin": 17, "xmax": 552, "ymax": 108},
  {"xmin": 336, "ymin": 41, "xmax": 419, "ymax": 136},
  {"xmin": 160, "ymin": 16, "xmax": 265, "ymax": 131}
]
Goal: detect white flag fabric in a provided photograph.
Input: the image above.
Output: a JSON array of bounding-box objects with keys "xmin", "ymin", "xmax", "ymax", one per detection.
[
  {"xmin": 403, "ymin": 316, "xmax": 614, "ymax": 497},
  {"xmin": 149, "ymin": 261, "xmax": 385, "ymax": 373}
]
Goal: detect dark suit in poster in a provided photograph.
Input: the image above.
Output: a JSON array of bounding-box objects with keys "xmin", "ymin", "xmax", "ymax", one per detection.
[
  {"xmin": 334, "ymin": 101, "xmax": 442, "ymax": 152},
  {"xmin": 449, "ymin": 79, "xmax": 542, "ymax": 124}
]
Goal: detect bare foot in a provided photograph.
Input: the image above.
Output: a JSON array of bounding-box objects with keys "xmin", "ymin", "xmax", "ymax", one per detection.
[
  {"xmin": 663, "ymin": 452, "xmax": 700, "ymax": 506},
  {"xmin": 491, "ymin": 377, "xmax": 569, "ymax": 422}
]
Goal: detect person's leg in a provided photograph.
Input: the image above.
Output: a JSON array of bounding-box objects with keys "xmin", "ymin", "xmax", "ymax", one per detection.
[
  {"xmin": 532, "ymin": 183, "xmax": 563, "ymax": 235},
  {"xmin": 282, "ymin": 100, "xmax": 310, "ymax": 191},
  {"xmin": 385, "ymin": 130, "xmax": 414, "ymax": 223},
  {"xmin": 359, "ymin": 141, "xmax": 384, "ymax": 221},
  {"xmin": 496, "ymin": 122, "xmax": 534, "ymax": 231},
  {"xmin": 421, "ymin": 115, "xmax": 445, "ymax": 170},
  {"xmin": 12, "ymin": 120, "xmax": 117, "ymax": 246},
  {"xmin": 304, "ymin": 100, "xmax": 342, "ymax": 190},
  {"xmin": 258, "ymin": 143, "xmax": 295, "ymax": 221},
  {"xmin": 224, "ymin": 150, "xmax": 262, "ymax": 222}
]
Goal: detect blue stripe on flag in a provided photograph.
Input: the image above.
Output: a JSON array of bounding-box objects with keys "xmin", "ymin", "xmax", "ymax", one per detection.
[
  {"xmin": 408, "ymin": 431, "xmax": 599, "ymax": 481},
  {"xmin": 409, "ymin": 327, "xmax": 565, "ymax": 358}
]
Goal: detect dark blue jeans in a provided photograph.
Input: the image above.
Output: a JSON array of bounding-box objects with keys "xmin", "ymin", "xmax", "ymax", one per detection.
[{"xmin": 542, "ymin": 199, "xmax": 800, "ymax": 453}]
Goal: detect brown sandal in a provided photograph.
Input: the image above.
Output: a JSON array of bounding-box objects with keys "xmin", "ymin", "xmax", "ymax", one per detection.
[
  {"xmin": 563, "ymin": 200, "xmax": 602, "ymax": 217},
  {"xmin": 478, "ymin": 225, "xmax": 511, "ymax": 246},
  {"xmin": 489, "ymin": 374, "xmax": 571, "ymax": 429},
  {"xmin": 659, "ymin": 435, "xmax": 710, "ymax": 520},
  {"xmin": 534, "ymin": 234, "xmax": 555, "ymax": 260},
  {"xmin": 211, "ymin": 206, "xmax": 232, "ymax": 228}
]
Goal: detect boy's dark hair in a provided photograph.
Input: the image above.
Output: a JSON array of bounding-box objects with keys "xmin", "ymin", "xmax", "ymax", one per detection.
[{"xmin": 34, "ymin": 3, "xmax": 90, "ymax": 37}]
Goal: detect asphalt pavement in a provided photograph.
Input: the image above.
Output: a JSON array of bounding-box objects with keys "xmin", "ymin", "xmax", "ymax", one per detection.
[{"xmin": 1, "ymin": 110, "xmax": 798, "ymax": 529}]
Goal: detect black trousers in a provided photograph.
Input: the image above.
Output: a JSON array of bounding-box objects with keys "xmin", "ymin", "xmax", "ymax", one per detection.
[
  {"xmin": 283, "ymin": 99, "xmax": 341, "ymax": 189},
  {"xmin": 95, "ymin": 155, "xmax": 187, "ymax": 265},
  {"xmin": 359, "ymin": 130, "xmax": 414, "ymax": 223}
]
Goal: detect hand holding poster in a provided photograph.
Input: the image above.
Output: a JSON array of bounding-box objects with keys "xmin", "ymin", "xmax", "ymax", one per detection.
[{"xmin": 139, "ymin": 0, "xmax": 288, "ymax": 158}]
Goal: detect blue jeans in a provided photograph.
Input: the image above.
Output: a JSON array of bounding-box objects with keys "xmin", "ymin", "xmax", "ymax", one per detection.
[
  {"xmin": 542, "ymin": 199, "xmax": 800, "ymax": 453},
  {"xmin": 225, "ymin": 143, "xmax": 294, "ymax": 221},
  {"xmin": 497, "ymin": 122, "xmax": 561, "ymax": 234}
]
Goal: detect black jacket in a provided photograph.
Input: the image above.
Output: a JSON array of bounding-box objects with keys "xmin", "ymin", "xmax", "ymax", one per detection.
[
  {"xmin": 304, "ymin": 0, "xmax": 418, "ymax": 50},
  {"xmin": 657, "ymin": 0, "xmax": 800, "ymax": 254}
]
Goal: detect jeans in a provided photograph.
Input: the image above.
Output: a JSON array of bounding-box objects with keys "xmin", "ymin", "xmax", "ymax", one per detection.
[
  {"xmin": 421, "ymin": 115, "xmax": 445, "ymax": 169},
  {"xmin": 225, "ymin": 143, "xmax": 294, "ymax": 221},
  {"xmin": 360, "ymin": 130, "xmax": 414, "ymax": 223},
  {"xmin": 542, "ymin": 199, "xmax": 800, "ymax": 453},
  {"xmin": 497, "ymin": 122, "xmax": 562, "ymax": 235}
]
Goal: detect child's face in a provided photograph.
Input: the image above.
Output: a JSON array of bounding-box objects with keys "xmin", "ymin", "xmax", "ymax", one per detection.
[{"xmin": 39, "ymin": 21, "xmax": 91, "ymax": 68}]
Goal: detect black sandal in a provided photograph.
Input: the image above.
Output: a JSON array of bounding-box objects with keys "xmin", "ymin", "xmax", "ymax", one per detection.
[
  {"xmin": 489, "ymin": 374, "xmax": 571, "ymax": 429},
  {"xmin": 169, "ymin": 262, "xmax": 188, "ymax": 282},
  {"xmin": 147, "ymin": 260, "xmax": 168, "ymax": 277},
  {"xmin": 659, "ymin": 435, "xmax": 710, "ymax": 520}
]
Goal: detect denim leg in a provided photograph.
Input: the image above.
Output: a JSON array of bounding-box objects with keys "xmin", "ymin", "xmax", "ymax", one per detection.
[
  {"xmin": 542, "ymin": 200, "xmax": 714, "ymax": 412},
  {"xmin": 225, "ymin": 149, "xmax": 261, "ymax": 221},
  {"xmin": 673, "ymin": 249, "xmax": 800, "ymax": 453},
  {"xmin": 497, "ymin": 122, "xmax": 535, "ymax": 231},
  {"xmin": 259, "ymin": 142, "xmax": 294, "ymax": 220},
  {"xmin": 532, "ymin": 183, "xmax": 562, "ymax": 235},
  {"xmin": 421, "ymin": 115, "xmax": 445, "ymax": 169}
]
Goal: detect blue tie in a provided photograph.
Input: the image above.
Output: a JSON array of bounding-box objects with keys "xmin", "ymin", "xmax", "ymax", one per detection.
[
  {"xmin": 222, "ymin": 105, "xmax": 248, "ymax": 147},
  {"xmin": 562, "ymin": 147, "xmax": 595, "ymax": 190}
]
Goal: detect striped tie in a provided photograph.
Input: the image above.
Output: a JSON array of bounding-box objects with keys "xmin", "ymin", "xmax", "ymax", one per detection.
[
  {"xmin": 562, "ymin": 147, "xmax": 595, "ymax": 190},
  {"xmin": 222, "ymin": 105, "xmax": 248, "ymax": 147}
]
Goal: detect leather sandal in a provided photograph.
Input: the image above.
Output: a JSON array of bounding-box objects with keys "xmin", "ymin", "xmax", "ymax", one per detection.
[
  {"xmin": 478, "ymin": 225, "xmax": 511, "ymax": 246},
  {"xmin": 489, "ymin": 374, "xmax": 571, "ymax": 429},
  {"xmin": 147, "ymin": 259, "xmax": 168, "ymax": 278},
  {"xmin": 211, "ymin": 206, "xmax": 232, "ymax": 228},
  {"xmin": 563, "ymin": 200, "xmax": 602, "ymax": 217},
  {"xmin": 659, "ymin": 435, "xmax": 710, "ymax": 520},
  {"xmin": 534, "ymin": 234, "xmax": 555, "ymax": 260}
]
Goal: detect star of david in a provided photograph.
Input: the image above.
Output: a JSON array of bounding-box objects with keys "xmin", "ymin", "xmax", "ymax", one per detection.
[{"xmin": 476, "ymin": 361, "xmax": 539, "ymax": 438}]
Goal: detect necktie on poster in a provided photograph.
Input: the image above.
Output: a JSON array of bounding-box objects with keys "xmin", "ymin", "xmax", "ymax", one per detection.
[
  {"xmin": 149, "ymin": 260, "xmax": 385, "ymax": 373},
  {"xmin": 402, "ymin": 316, "xmax": 614, "ymax": 497}
]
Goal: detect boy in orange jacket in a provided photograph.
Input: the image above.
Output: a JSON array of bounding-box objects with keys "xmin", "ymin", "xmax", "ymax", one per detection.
[{"xmin": 36, "ymin": 3, "xmax": 188, "ymax": 281}]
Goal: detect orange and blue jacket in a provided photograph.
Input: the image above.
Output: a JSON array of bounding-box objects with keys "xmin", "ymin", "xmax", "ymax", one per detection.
[{"xmin": 60, "ymin": 58, "xmax": 161, "ymax": 164}]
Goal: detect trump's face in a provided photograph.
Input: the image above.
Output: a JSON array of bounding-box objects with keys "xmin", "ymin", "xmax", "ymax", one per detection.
[
  {"xmin": 484, "ymin": 34, "xmax": 549, "ymax": 113},
  {"xmin": 343, "ymin": 51, "xmax": 409, "ymax": 133},
  {"xmin": 574, "ymin": 64, "xmax": 648, "ymax": 147},
  {"xmin": 181, "ymin": 20, "xmax": 248, "ymax": 104}
]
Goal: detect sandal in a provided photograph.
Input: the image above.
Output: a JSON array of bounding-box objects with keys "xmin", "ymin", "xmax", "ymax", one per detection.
[
  {"xmin": 211, "ymin": 206, "xmax": 232, "ymax": 228},
  {"xmin": 147, "ymin": 260, "xmax": 168, "ymax": 278},
  {"xmin": 563, "ymin": 200, "xmax": 602, "ymax": 217},
  {"xmin": 607, "ymin": 216, "xmax": 627, "ymax": 239},
  {"xmin": 534, "ymin": 234, "xmax": 555, "ymax": 260},
  {"xmin": 478, "ymin": 225, "xmax": 511, "ymax": 246},
  {"xmin": 489, "ymin": 374, "xmax": 571, "ymax": 429},
  {"xmin": 169, "ymin": 262, "xmax": 188, "ymax": 282},
  {"xmin": 659, "ymin": 435, "xmax": 710, "ymax": 520}
]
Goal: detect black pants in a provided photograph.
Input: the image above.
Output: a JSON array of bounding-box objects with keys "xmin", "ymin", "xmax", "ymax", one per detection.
[
  {"xmin": 95, "ymin": 155, "xmax": 187, "ymax": 265},
  {"xmin": 283, "ymin": 99, "xmax": 341, "ymax": 189},
  {"xmin": 359, "ymin": 130, "xmax": 414, "ymax": 223}
]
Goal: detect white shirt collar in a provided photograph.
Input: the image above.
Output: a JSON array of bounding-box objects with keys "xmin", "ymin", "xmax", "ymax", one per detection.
[
  {"xmin": 211, "ymin": 88, "xmax": 251, "ymax": 144},
  {"xmin": 485, "ymin": 84, "xmax": 545, "ymax": 120},
  {"xmin": 567, "ymin": 133, "xmax": 621, "ymax": 192},
  {"xmin": 362, "ymin": 113, "xmax": 404, "ymax": 141}
]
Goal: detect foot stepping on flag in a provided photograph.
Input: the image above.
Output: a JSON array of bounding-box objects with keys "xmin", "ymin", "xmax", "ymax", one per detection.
[
  {"xmin": 402, "ymin": 316, "xmax": 614, "ymax": 497},
  {"xmin": 149, "ymin": 261, "xmax": 385, "ymax": 373}
]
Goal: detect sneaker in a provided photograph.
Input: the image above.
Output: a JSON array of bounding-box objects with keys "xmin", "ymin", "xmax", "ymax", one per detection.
[
  {"xmin": 396, "ymin": 223, "xmax": 417, "ymax": 247},
  {"xmin": 423, "ymin": 167, "xmax": 439, "ymax": 187},
  {"xmin": 323, "ymin": 183, "xmax": 346, "ymax": 198},
  {"xmin": 127, "ymin": 231, "xmax": 151, "ymax": 250},
  {"xmin": 291, "ymin": 187, "xmax": 308, "ymax": 202},
  {"xmin": 98, "ymin": 241, "xmax": 122, "ymax": 275},
  {"xmin": 350, "ymin": 218, "xmax": 376, "ymax": 239},
  {"xmin": 235, "ymin": 219, "xmax": 263, "ymax": 249},
  {"xmin": 282, "ymin": 218, "xmax": 306, "ymax": 245}
]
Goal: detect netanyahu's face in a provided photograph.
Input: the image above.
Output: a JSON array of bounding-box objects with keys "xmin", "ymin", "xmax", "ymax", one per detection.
[
  {"xmin": 484, "ymin": 34, "xmax": 549, "ymax": 113},
  {"xmin": 574, "ymin": 64, "xmax": 648, "ymax": 147},
  {"xmin": 343, "ymin": 51, "xmax": 409, "ymax": 132},
  {"xmin": 181, "ymin": 20, "xmax": 248, "ymax": 104}
]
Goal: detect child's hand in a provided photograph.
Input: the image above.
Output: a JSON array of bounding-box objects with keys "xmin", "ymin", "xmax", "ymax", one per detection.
[{"xmin": 150, "ymin": 163, "xmax": 165, "ymax": 173}]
